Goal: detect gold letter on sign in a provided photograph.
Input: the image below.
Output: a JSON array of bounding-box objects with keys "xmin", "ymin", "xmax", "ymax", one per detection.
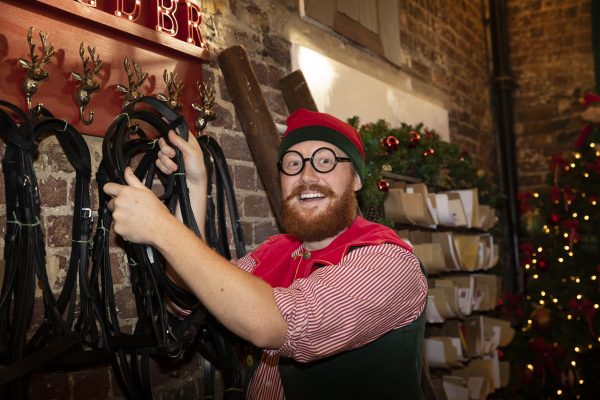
[
  {"xmin": 115, "ymin": 0, "xmax": 142, "ymax": 22},
  {"xmin": 186, "ymin": 0, "xmax": 204, "ymax": 46},
  {"xmin": 156, "ymin": 0, "xmax": 178, "ymax": 36}
]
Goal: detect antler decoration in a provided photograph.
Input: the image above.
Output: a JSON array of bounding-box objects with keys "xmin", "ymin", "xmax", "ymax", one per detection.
[
  {"xmin": 71, "ymin": 43, "xmax": 103, "ymax": 125},
  {"xmin": 116, "ymin": 57, "xmax": 148, "ymax": 109},
  {"xmin": 192, "ymin": 81, "xmax": 216, "ymax": 133},
  {"xmin": 18, "ymin": 27, "xmax": 55, "ymax": 110},
  {"xmin": 157, "ymin": 70, "xmax": 184, "ymax": 112}
]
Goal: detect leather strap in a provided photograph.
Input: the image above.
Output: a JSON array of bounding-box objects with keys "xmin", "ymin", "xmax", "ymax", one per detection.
[
  {"xmin": 0, "ymin": 96, "xmax": 249, "ymax": 399},
  {"xmin": 0, "ymin": 102, "xmax": 94, "ymax": 397},
  {"xmin": 92, "ymin": 96, "xmax": 249, "ymax": 399}
]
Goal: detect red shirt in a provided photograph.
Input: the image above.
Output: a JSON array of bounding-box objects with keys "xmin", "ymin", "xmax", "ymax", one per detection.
[{"xmin": 239, "ymin": 219, "xmax": 428, "ymax": 399}]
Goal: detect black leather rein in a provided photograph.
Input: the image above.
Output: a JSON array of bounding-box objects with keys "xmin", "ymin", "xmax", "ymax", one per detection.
[{"xmin": 0, "ymin": 101, "xmax": 94, "ymax": 398}]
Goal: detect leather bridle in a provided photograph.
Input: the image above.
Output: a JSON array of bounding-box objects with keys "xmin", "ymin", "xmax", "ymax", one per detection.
[
  {"xmin": 93, "ymin": 96, "xmax": 247, "ymax": 399},
  {"xmin": 195, "ymin": 133, "xmax": 248, "ymax": 400},
  {"xmin": 0, "ymin": 101, "xmax": 94, "ymax": 398},
  {"xmin": 0, "ymin": 96, "xmax": 249, "ymax": 399}
]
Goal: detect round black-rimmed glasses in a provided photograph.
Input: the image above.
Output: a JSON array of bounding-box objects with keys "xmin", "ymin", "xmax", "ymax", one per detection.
[{"xmin": 277, "ymin": 147, "xmax": 351, "ymax": 176}]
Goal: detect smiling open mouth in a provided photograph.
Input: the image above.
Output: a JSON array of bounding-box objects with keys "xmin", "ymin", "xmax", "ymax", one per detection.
[{"xmin": 299, "ymin": 192, "xmax": 325, "ymax": 201}]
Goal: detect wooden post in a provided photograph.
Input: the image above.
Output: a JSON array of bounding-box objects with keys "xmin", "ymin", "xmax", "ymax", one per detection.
[
  {"xmin": 278, "ymin": 69, "xmax": 318, "ymax": 113},
  {"xmin": 217, "ymin": 45, "xmax": 283, "ymax": 229}
]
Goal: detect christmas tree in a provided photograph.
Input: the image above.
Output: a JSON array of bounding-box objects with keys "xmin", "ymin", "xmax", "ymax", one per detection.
[{"xmin": 505, "ymin": 94, "xmax": 600, "ymax": 399}]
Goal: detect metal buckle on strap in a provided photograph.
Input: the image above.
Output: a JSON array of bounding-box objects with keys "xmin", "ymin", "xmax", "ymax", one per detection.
[{"xmin": 81, "ymin": 207, "xmax": 93, "ymax": 222}]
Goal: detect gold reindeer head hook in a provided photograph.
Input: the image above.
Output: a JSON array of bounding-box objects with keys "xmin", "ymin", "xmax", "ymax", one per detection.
[
  {"xmin": 71, "ymin": 42, "xmax": 103, "ymax": 125},
  {"xmin": 116, "ymin": 57, "xmax": 148, "ymax": 110},
  {"xmin": 157, "ymin": 69, "xmax": 184, "ymax": 112},
  {"xmin": 18, "ymin": 27, "xmax": 55, "ymax": 110},
  {"xmin": 191, "ymin": 81, "xmax": 216, "ymax": 133}
]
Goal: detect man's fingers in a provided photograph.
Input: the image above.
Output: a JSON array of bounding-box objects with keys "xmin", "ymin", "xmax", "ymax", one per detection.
[
  {"xmin": 158, "ymin": 137, "xmax": 177, "ymax": 158},
  {"xmin": 156, "ymin": 151, "xmax": 178, "ymax": 173},
  {"xmin": 124, "ymin": 167, "xmax": 147, "ymax": 189},
  {"xmin": 103, "ymin": 182, "xmax": 121, "ymax": 197},
  {"xmin": 168, "ymin": 130, "xmax": 199, "ymax": 157}
]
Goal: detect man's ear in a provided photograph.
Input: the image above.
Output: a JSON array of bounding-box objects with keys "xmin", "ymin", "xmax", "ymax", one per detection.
[{"xmin": 353, "ymin": 173, "xmax": 362, "ymax": 192}]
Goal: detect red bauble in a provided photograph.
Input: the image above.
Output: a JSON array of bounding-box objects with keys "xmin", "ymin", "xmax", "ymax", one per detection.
[
  {"xmin": 409, "ymin": 131, "xmax": 421, "ymax": 147},
  {"xmin": 423, "ymin": 148, "xmax": 435, "ymax": 157},
  {"xmin": 377, "ymin": 179, "xmax": 390, "ymax": 192},
  {"xmin": 382, "ymin": 136, "xmax": 399, "ymax": 153},
  {"xmin": 550, "ymin": 213, "xmax": 561, "ymax": 223},
  {"xmin": 531, "ymin": 308, "xmax": 552, "ymax": 331}
]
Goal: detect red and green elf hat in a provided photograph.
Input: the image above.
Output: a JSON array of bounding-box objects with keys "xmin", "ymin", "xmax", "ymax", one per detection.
[{"xmin": 279, "ymin": 108, "xmax": 365, "ymax": 182}]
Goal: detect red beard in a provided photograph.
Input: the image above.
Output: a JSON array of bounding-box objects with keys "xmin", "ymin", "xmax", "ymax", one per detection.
[{"xmin": 281, "ymin": 183, "xmax": 357, "ymax": 242}]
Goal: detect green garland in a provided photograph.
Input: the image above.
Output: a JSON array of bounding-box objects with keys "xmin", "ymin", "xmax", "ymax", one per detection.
[{"xmin": 348, "ymin": 116, "xmax": 497, "ymax": 211}]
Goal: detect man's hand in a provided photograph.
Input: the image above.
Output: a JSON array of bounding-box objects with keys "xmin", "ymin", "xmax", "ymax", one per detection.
[
  {"xmin": 156, "ymin": 130, "xmax": 208, "ymax": 238},
  {"xmin": 104, "ymin": 167, "xmax": 175, "ymax": 246},
  {"xmin": 156, "ymin": 130, "xmax": 206, "ymax": 189}
]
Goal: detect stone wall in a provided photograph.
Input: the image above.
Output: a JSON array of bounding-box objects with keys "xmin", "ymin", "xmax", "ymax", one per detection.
[{"xmin": 508, "ymin": 0, "xmax": 594, "ymax": 191}]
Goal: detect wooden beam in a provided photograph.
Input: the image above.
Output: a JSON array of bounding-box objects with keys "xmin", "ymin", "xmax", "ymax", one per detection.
[
  {"xmin": 217, "ymin": 46, "xmax": 283, "ymax": 229},
  {"xmin": 278, "ymin": 70, "xmax": 318, "ymax": 113}
]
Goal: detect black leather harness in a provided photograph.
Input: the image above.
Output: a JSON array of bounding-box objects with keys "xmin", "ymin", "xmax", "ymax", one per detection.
[
  {"xmin": 90, "ymin": 96, "xmax": 247, "ymax": 399},
  {"xmin": 0, "ymin": 96, "xmax": 249, "ymax": 398},
  {"xmin": 0, "ymin": 101, "xmax": 94, "ymax": 398}
]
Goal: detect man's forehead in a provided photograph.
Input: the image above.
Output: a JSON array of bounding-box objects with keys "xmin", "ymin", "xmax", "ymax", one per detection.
[{"xmin": 287, "ymin": 140, "xmax": 345, "ymax": 155}]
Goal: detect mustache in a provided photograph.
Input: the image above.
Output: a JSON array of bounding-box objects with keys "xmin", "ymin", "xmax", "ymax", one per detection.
[{"xmin": 284, "ymin": 184, "xmax": 335, "ymax": 202}]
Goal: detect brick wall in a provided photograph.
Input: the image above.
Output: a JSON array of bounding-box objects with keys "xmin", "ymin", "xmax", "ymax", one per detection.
[
  {"xmin": 1, "ymin": 0, "xmax": 502, "ymax": 398},
  {"xmin": 508, "ymin": 0, "xmax": 594, "ymax": 191},
  {"xmin": 398, "ymin": 0, "xmax": 495, "ymax": 171}
]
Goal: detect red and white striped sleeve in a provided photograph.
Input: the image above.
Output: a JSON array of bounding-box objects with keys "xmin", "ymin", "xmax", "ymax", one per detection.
[
  {"xmin": 237, "ymin": 253, "xmax": 257, "ymax": 273},
  {"xmin": 272, "ymin": 243, "xmax": 427, "ymax": 362}
]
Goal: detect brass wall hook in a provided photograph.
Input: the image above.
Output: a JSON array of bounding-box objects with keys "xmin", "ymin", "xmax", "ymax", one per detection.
[
  {"xmin": 71, "ymin": 43, "xmax": 103, "ymax": 125},
  {"xmin": 116, "ymin": 57, "xmax": 148, "ymax": 110},
  {"xmin": 157, "ymin": 69, "xmax": 183, "ymax": 112},
  {"xmin": 18, "ymin": 27, "xmax": 55, "ymax": 110},
  {"xmin": 192, "ymin": 81, "xmax": 216, "ymax": 133}
]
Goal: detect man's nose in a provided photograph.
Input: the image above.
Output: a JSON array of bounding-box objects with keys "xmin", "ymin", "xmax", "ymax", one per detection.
[{"xmin": 299, "ymin": 160, "xmax": 319, "ymax": 182}]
